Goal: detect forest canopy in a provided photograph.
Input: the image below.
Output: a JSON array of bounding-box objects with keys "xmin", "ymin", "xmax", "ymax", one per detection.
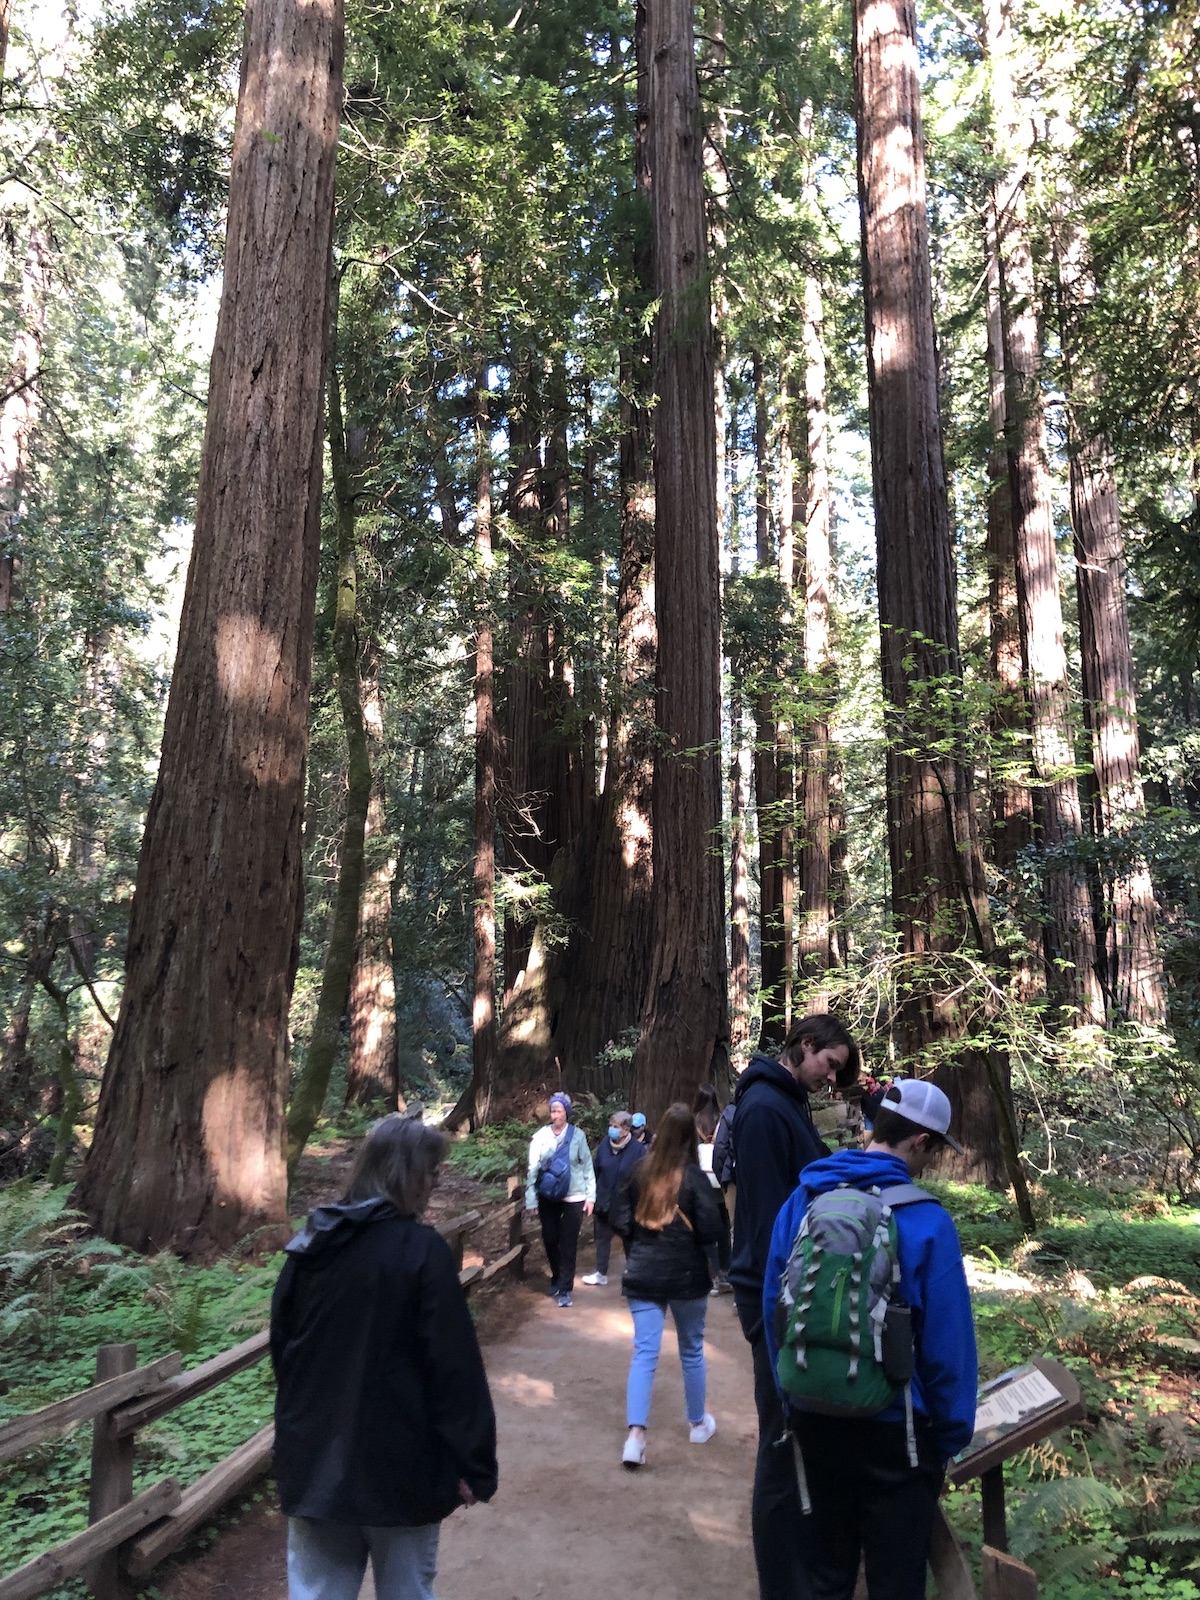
[{"xmin": 1, "ymin": 0, "xmax": 1199, "ymax": 1246}]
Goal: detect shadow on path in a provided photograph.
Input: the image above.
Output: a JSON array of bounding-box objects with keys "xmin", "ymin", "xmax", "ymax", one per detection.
[{"xmin": 366, "ymin": 1279, "xmax": 758, "ymax": 1598}]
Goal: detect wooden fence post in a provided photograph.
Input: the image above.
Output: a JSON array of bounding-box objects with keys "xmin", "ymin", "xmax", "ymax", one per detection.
[
  {"xmin": 86, "ymin": 1344, "xmax": 137, "ymax": 1600},
  {"xmin": 507, "ymin": 1176, "xmax": 525, "ymax": 1278},
  {"xmin": 982, "ymin": 1547, "xmax": 1038, "ymax": 1600}
]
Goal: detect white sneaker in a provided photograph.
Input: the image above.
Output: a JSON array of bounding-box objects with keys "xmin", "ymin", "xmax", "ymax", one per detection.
[
  {"xmin": 581, "ymin": 1272, "xmax": 608, "ymax": 1286},
  {"xmin": 688, "ymin": 1413, "xmax": 717, "ymax": 1445},
  {"xmin": 622, "ymin": 1433, "xmax": 646, "ymax": 1469}
]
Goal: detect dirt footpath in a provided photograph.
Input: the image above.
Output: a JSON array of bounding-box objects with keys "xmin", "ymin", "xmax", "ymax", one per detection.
[
  {"xmin": 420, "ymin": 1278, "xmax": 758, "ymax": 1600},
  {"xmin": 158, "ymin": 1273, "xmax": 760, "ymax": 1600}
]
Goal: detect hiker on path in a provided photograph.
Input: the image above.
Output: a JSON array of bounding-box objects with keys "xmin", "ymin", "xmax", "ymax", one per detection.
[
  {"xmin": 271, "ymin": 1115, "xmax": 497, "ymax": 1600},
  {"xmin": 727, "ymin": 1013, "xmax": 861, "ymax": 1600},
  {"xmin": 762, "ymin": 1078, "xmax": 977, "ymax": 1600},
  {"xmin": 631, "ymin": 1110, "xmax": 652, "ymax": 1146},
  {"xmin": 692, "ymin": 1083, "xmax": 732, "ymax": 1293},
  {"xmin": 525, "ymin": 1091, "xmax": 596, "ymax": 1307},
  {"xmin": 583, "ymin": 1109, "xmax": 646, "ymax": 1286},
  {"xmin": 610, "ymin": 1102, "xmax": 729, "ymax": 1468}
]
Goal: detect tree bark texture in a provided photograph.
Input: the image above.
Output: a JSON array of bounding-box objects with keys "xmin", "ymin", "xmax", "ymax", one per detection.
[
  {"xmin": 79, "ymin": 0, "xmax": 343, "ymax": 1252},
  {"xmin": 1054, "ymin": 220, "xmax": 1166, "ymax": 1025},
  {"xmin": 287, "ymin": 337, "xmax": 371, "ymax": 1172},
  {"xmin": 345, "ymin": 664, "xmax": 398, "ymax": 1106},
  {"xmin": 753, "ymin": 354, "xmax": 786, "ymax": 1048},
  {"xmin": 631, "ymin": 0, "xmax": 730, "ymax": 1117},
  {"xmin": 728, "ymin": 430, "xmax": 751, "ymax": 1057},
  {"xmin": 986, "ymin": 0, "xmax": 1103, "ymax": 1025},
  {"xmin": 0, "ymin": 220, "xmax": 51, "ymax": 615},
  {"xmin": 547, "ymin": 42, "xmax": 656, "ymax": 1094},
  {"xmin": 854, "ymin": 0, "xmax": 1002, "ymax": 1178}
]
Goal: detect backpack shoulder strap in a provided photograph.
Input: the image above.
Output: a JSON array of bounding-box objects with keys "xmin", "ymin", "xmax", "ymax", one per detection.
[{"xmin": 878, "ymin": 1182, "xmax": 939, "ymax": 1209}]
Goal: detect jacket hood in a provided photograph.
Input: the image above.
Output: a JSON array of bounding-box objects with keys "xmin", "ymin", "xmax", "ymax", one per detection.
[
  {"xmin": 796, "ymin": 1146, "xmax": 911, "ymax": 1194},
  {"xmin": 736, "ymin": 1052, "xmax": 807, "ymax": 1105},
  {"xmin": 285, "ymin": 1197, "xmax": 398, "ymax": 1257}
]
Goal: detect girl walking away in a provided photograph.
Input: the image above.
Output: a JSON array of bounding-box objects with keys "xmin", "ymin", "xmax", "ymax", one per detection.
[
  {"xmin": 583, "ymin": 1109, "xmax": 646, "ymax": 1285},
  {"xmin": 610, "ymin": 1103, "xmax": 729, "ymax": 1468},
  {"xmin": 525, "ymin": 1091, "xmax": 596, "ymax": 1306},
  {"xmin": 271, "ymin": 1116, "xmax": 497, "ymax": 1600}
]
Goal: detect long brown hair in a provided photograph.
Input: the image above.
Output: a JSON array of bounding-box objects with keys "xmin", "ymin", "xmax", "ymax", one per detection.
[{"xmin": 634, "ymin": 1104, "xmax": 699, "ymax": 1229}]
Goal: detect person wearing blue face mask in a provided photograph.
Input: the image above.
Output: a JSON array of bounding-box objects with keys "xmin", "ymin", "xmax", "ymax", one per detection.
[{"xmin": 582, "ymin": 1111, "xmax": 647, "ymax": 1286}]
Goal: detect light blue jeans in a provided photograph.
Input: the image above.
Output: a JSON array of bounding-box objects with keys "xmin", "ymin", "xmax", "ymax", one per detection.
[
  {"xmin": 626, "ymin": 1296, "xmax": 708, "ymax": 1428},
  {"xmin": 287, "ymin": 1517, "xmax": 440, "ymax": 1600}
]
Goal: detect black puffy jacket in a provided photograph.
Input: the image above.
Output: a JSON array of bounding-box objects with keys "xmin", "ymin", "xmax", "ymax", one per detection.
[
  {"xmin": 271, "ymin": 1198, "xmax": 498, "ymax": 1526},
  {"xmin": 727, "ymin": 1052, "xmax": 829, "ymax": 1310},
  {"xmin": 610, "ymin": 1163, "xmax": 726, "ymax": 1302},
  {"xmin": 593, "ymin": 1133, "xmax": 647, "ymax": 1215}
]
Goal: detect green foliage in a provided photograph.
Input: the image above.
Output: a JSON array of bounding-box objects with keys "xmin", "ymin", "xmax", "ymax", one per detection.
[{"xmin": 445, "ymin": 1120, "xmax": 533, "ymax": 1183}]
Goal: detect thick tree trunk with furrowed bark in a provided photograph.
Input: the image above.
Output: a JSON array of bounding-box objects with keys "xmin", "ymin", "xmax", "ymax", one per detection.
[
  {"xmin": 79, "ymin": 0, "xmax": 343, "ymax": 1253},
  {"xmin": 345, "ymin": 663, "xmax": 398, "ymax": 1107},
  {"xmin": 631, "ymin": 0, "xmax": 729, "ymax": 1118},
  {"xmin": 854, "ymin": 0, "xmax": 1010, "ymax": 1186}
]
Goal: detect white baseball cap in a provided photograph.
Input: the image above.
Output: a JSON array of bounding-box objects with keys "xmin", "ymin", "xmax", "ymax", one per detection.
[{"xmin": 880, "ymin": 1078, "xmax": 963, "ymax": 1154}]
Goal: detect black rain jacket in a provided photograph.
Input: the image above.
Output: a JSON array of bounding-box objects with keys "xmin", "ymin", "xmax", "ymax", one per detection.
[
  {"xmin": 270, "ymin": 1198, "xmax": 498, "ymax": 1526},
  {"xmin": 611, "ymin": 1163, "xmax": 726, "ymax": 1302},
  {"xmin": 726, "ymin": 1052, "xmax": 829, "ymax": 1318}
]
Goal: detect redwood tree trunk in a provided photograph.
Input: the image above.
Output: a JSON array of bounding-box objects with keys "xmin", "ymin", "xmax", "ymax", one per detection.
[
  {"xmin": 631, "ymin": 0, "xmax": 729, "ymax": 1116},
  {"xmin": 854, "ymin": 0, "xmax": 1006, "ymax": 1181},
  {"xmin": 547, "ymin": 17, "xmax": 655, "ymax": 1093},
  {"xmin": 987, "ymin": 0, "xmax": 1103, "ymax": 1025},
  {"xmin": 345, "ymin": 663, "xmax": 398, "ymax": 1107},
  {"xmin": 79, "ymin": 0, "xmax": 343, "ymax": 1252},
  {"xmin": 287, "ymin": 321, "xmax": 370, "ymax": 1174},
  {"xmin": 1055, "ymin": 216, "xmax": 1166, "ymax": 1024}
]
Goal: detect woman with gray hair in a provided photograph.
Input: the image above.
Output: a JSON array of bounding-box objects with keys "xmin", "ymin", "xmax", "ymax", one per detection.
[
  {"xmin": 271, "ymin": 1115, "xmax": 497, "ymax": 1600},
  {"xmin": 524, "ymin": 1091, "xmax": 595, "ymax": 1307}
]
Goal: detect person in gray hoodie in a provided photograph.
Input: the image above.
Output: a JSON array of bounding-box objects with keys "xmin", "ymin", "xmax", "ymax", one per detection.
[{"xmin": 271, "ymin": 1116, "xmax": 497, "ymax": 1600}]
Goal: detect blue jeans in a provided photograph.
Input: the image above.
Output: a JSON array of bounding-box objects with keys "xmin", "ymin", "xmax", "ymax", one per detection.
[
  {"xmin": 626, "ymin": 1296, "xmax": 708, "ymax": 1428},
  {"xmin": 287, "ymin": 1517, "xmax": 440, "ymax": 1600}
]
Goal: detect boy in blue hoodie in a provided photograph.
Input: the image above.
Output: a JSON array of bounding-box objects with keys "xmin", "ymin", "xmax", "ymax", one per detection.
[{"xmin": 762, "ymin": 1079, "xmax": 977, "ymax": 1600}]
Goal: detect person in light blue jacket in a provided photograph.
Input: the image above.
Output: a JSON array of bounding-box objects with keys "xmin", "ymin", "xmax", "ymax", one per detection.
[
  {"xmin": 525, "ymin": 1092, "xmax": 595, "ymax": 1307},
  {"xmin": 762, "ymin": 1078, "xmax": 977, "ymax": 1600}
]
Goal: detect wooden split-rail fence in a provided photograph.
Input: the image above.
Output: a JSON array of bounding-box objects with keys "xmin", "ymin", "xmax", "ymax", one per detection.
[{"xmin": 0, "ymin": 1181, "xmax": 528, "ymax": 1600}]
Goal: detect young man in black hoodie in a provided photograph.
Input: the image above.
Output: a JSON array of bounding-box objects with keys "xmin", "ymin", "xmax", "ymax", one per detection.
[{"xmin": 729, "ymin": 1014, "xmax": 860, "ymax": 1600}]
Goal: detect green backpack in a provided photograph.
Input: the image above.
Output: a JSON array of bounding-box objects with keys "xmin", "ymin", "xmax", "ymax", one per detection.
[{"xmin": 773, "ymin": 1181, "xmax": 938, "ymax": 1504}]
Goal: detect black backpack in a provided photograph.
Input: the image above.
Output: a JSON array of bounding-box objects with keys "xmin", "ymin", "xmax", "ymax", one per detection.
[{"xmin": 712, "ymin": 1103, "xmax": 736, "ymax": 1186}]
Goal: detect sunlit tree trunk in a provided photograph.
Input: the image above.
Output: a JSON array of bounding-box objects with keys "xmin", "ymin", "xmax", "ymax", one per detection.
[
  {"xmin": 986, "ymin": 0, "xmax": 1103, "ymax": 1026},
  {"xmin": 753, "ymin": 354, "xmax": 785, "ymax": 1047},
  {"xmin": 345, "ymin": 663, "xmax": 398, "ymax": 1107},
  {"xmin": 854, "ymin": 0, "xmax": 1022, "ymax": 1198},
  {"xmin": 0, "ymin": 220, "xmax": 51, "ymax": 614},
  {"xmin": 728, "ymin": 419, "xmax": 751, "ymax": 1055},
  {"xmin": 631, "ymin": 0, "xmax": 729, "ymax": 1116},
  {"xmin": 79, "ymin": 0, "xmax": 343, "ymax": 1252}
]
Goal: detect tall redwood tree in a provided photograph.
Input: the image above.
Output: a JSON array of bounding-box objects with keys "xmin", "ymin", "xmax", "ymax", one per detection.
[
  {"xmin": 854, "ymin": 0, "xmax": 1010, "ymax": 1183},
  {"xmin": 631, "ymin": 0, "xmax": 729, "ymax": 1117},
  {"xmin": 79, "ymin": 0, "xmax": 343, "ymax": 1252}
]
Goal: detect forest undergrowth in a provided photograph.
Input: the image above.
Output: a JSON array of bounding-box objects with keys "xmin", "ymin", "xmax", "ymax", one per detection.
[{"xmin": 0, "ymin": 1158, "xmax": 1198, "ymax": 1598}]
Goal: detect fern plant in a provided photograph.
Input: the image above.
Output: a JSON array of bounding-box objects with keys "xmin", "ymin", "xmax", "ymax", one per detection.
[{"xmin": 0, "ymin": 1180, "xmax": 123, "ymax": 1349}]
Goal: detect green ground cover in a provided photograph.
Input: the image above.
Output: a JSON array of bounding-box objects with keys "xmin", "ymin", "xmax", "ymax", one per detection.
[{"xmin": 0, "ymin": 1169, "xmax": 1196, "ymax": 1598}]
